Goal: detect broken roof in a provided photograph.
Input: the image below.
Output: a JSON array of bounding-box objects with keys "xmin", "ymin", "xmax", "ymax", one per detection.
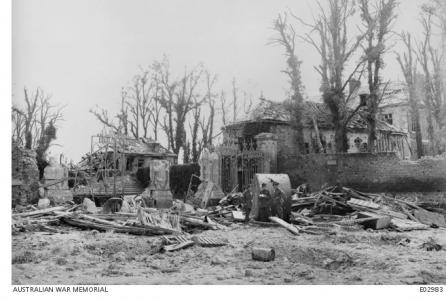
[{"xmin": 226, "ymin": 98, "xmax": 406, "ymax": 134}]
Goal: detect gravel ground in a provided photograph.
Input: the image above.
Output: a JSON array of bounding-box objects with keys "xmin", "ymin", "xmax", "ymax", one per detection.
[{"xmin": 11, "ymin": 223, "xmax": 446, "ymax": 285}]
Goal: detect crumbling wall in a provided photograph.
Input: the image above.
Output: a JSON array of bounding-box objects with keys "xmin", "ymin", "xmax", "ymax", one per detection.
[
  {"xmin": 279, "ymin": 153, "xmax": 446, "ymax": 192},
  {"xmin": 12, "ymin": 142, "xmax": 40, "ymax": 206}
]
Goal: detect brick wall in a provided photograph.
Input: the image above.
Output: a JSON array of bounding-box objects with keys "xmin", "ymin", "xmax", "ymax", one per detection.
[{"xmin": 279, "ymin": 152, "xmax": 446, "ymax": 192}]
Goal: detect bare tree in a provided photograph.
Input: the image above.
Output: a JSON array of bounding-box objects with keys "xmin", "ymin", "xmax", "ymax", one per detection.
[
  {"xmin": 396, "ymin": 32, "xmax": 424, "ymax": 158},
  {"xmin": 296, "ymin": 0, "xmax": 366, "ymax": 153},
  {"xmin": 90, "ymin": 106, "xmax": 121, "ymax": 134},
  {"xmin": 149, "ymin": 86, "xmax": 163, "ymax": 141},
  {"xmin": 153, "ymin": 57, "xmax": 204, "ymax": 154},
  {"xmin": 416, "ymin": 5, "xmax": 445, "ymax": 154},
  {"xmin": 12, "ymin": 87, "xmax": 64, "ymax": 176},
  {"xmin": 271, "ymin": 13, "xmax": 306, "ymax": 153},
  {"xmin": 200, "ymin": 70, "xmax": 218, "ymax": 148},
  {"xmin": 125, "ymin": 70, "xmax": 156, "ymax": 139},
  {"xmin": 219, "ymin": 91, "xmax": 228, "ymax": 127},
  {"xmin": 189, "ymin": 98, "xmax": 202, "ymax": 162},
  {"xmin": 231, "ymin": 78, "xmax": 238, "ymax": 122},
  {"xmin": 91, "ymin": 68, "xmax": 165, "ymax": 141},
  {"xmin": 242, "ymin": 91, "xmax": 254, "ymax": 116},
  {"xmin": 359, "ymin": 0, "xmax": 398, "ymax": 152}
]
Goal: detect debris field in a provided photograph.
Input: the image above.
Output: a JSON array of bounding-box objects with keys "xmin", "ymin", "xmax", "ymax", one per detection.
[{"xmin": 12, "ymin": 186, "xmax": 446, "ymax": 285}]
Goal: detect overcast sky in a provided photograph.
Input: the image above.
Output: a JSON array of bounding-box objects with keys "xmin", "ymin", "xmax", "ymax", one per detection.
[{"xmin": 12, "ymin": 0, "xmax": 433, "ymax": 162}]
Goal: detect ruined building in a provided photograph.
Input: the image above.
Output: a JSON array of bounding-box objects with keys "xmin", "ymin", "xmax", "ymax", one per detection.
[{"xmin": 11, "ymin": 142, "xmax": 40, "ymax": 206}]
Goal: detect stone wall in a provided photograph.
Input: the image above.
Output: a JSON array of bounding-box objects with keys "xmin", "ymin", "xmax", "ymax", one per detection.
[
  {"xmin": 279, "ymin": 152, "xmax": 446, "ymax": 192},
  {"xmin": 12, "ymin": 143, "xmax": 40, "ymax": 206}
]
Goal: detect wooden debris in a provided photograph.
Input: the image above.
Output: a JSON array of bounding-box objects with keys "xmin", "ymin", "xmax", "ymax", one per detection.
[
  {"xmin": 191, "ymin": 236, "xmax": 228, "ymax": 247},
  {"xmin": 390, "ymin": 218, "xmax": 429, "ymax": 231},
  {"xmin": 163, "ymin": 240, "xmax": 195, "ymax": 252},
  {"xmin": 12, "ymin": 206, "xmax": 67, "ymax": 218},
  {"xmin": 161, "ymin": 235, "xmax": 191, "ymax": 245},
  {"xmin": 413, "ymin": 209, "xmax": 446, "ymax": 228},
  {"xmin": 269, "ymin": 216, "xmax": 300, "ymax": 235},
  {"xmin": 356, "ymin": 212, "xmax": 391, "ymax": 230},
  {"xmin": 347, "ymin": 199, "xmax": 380, "ymax": 210}
]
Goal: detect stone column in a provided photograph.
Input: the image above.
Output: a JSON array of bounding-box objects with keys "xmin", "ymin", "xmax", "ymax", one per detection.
[
  {"xmin": 44, "ymin": 157, "xmax": 73, "ymax": 203},
  {"xmin": 255, "ymin": 133, "xmax": 278, "ymax": 173},
  {"xmin": 148, "ymin": 159, "xmax": 173, "ymax": 208}
]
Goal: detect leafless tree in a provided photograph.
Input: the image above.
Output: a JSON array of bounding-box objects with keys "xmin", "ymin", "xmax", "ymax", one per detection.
[
  {"xmin": 359, "ymin": 0, "xmax": 398, "ymax": 152},
  {"xmin": 219, "ymin": 91, "xmax": 228, "ymax": 127},
  {"xmin": 396, "ymin": 32, "xmax": 424, "ymax": 158},
  {"xmin": 90, "ymin": 106, "xmax": 121, "ymax": 134},
  {"xmin": 295, "ymin": 0, "xmax": 366, "ymax": 153},
  {"xmin": 242, "ymin": 91, "xmax": 254, "ymax": 116},
  {"xmin": 200, "ymin": 70, "xmax": 218, "ymax": 149},
  {"xmin": 153, "ymin": 57, "xmax": 204, "ymax": 154},
  {"xmin": 271, "ymin": 13, "xmax": 306, "ymax": 153},
  {"xmin": 189, "ymin": 98, "xmax": 202, "ymax": 163},
  {"xmin": 91, "ymin": 68, "xmax": 165, "ymax": 141},
  {"xmin": 125, "ymin": 70, "xmax": 156, "ymax": 139},
  {"xmin": 231, "ymin": 78, "xmax": 238, "ymax": 122},
  {"xmin": 12, "ymin": 87, "xmax": 64, "ymax": 176},
  {"xmin": 149, "ymin": 86, "xmax": 163, "ymax": 141},
  {"xmin": 416, "ymin": 5, "xmax": 445, "ymax": 154},
  {"xmin": 12, "ymin": 88, "xmax": 63, "ymax": 150}
]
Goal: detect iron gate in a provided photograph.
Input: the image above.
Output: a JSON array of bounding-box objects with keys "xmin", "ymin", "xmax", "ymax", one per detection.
[{"xmin": 218, "ymin": 141, "xmax": 264, "ymax": 193}]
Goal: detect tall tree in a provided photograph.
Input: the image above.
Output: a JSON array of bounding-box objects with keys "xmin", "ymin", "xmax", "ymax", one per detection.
[
  {"xmin": 359, "ymin": 0, "xmax": 398, "ymax": 152},
  {"xmin": 396, "ymin": 32, "xmax": 424, "ymax": 158},
  {"xmin": 297, "ymin": 0, "xmax": 366, "ymax": 152},
  {"xmin": 12, "ymin": 87, "xmax": 64, "ymax": 176},
  {"xmin": 271, "ymin": 13, "xmax": 306, "ymax": 153},
  {"xmin": 416, "ymin": 4, "xmax": 445, "ymax": 154},
  {"xmin": 200, "ymin": 70, "xmax": 218, "ymax": 149},
  {"xmin": 153, "ymin": 57, "xmax": 204, "ymax": 154}
]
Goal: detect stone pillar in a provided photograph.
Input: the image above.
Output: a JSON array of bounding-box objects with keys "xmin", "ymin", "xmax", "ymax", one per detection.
[
  {"xmin": 255, "ymin": 132, "xmax": 278, "ymax": 173},
  {"xmin": 209, "ymin": 151, "xmax": 221, "ymax": 188},
  {"xmin": 44, "ymin": 157, "xmax": 73, "ymax": 203},
  {"xmin": 199, "ymin": 148, "xmax": 211, "ymax": 181},
  {"xmin": 148, "ymin": 159, "xmax": 172, "ymax": 208}
]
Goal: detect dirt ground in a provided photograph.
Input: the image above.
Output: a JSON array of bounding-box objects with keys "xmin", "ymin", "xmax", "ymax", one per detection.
[{"xmin": 11, "ymin": 222, "xmax": 446, "ymax": 285}]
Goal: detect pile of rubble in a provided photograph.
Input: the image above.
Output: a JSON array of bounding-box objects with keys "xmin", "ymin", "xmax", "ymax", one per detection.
[
  {"xmin": 288, "ymin": 186, "xmax": 446, "ymax": 234},
  {"xmin": 11, "ymin": 185, "xmax": 445, "ymax": 254}
]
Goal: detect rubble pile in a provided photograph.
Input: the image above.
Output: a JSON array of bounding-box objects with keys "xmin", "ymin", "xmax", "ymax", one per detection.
[
  {"xmin": 11, "ymin": 185, "xmax": 446, "ymax": 254},
  {"xmin": 288, "ymin": 186, "xmax": 445, "ymax": 233}
]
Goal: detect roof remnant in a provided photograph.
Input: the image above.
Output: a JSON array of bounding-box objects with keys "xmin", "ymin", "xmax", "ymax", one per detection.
[{"xmin": 226, "ymin": 98, "xmax": 406, "ymax": 134}]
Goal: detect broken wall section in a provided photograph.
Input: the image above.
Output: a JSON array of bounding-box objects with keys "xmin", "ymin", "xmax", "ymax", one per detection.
[
  {"xmin": 12, "ymin": 142, "xmax": 40, "ymax": 206},
  {"xmin": 280, "ymin": 153, "xmax": 446, "ymax": 192}
]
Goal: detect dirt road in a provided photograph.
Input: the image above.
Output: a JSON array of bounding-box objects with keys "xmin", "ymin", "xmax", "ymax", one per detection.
[{"xmin": 11, "ymin": 224, "xmax": 446, "ymax": 285}]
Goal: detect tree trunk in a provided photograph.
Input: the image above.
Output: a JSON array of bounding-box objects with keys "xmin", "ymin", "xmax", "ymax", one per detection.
[
  {"xmin": 334, "ymin": 124, "xmax": 348, "ymax": 153},
  {"xmin": 426, "ymin": 109, "xmax": 436, "ymax": 155},
  {"xmin": 411, "ymin": 106, "xmax": 424, "ymax": 158}
]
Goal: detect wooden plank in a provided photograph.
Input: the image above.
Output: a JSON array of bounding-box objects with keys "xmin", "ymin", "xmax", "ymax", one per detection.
[
  {"xmin": 269, "ymin": 216, "xmax": 300, "ymax": 235},
  {"xmin": 163, "ymin": 240, "xmax": 194, "ymax": 252},
  {"xmin": 347, "ymin": 198, "xmax": 380, "ymax": 210},
  {"xmin": 78, "ymin": 214, "xmax": 124, "ymax": 227},
  {"xmin": 12, "ymin": 206, "xmax": 67, "ymax": 218}
]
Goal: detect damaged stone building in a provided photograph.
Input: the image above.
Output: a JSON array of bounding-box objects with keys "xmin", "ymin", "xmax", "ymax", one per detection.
[
  {"xmin": 222, "ymin": 97, "xmax": 411, "ymax": 161},
  {"xmin": 73, "ymin": 135, "xmax": 177, "ymax": 203}
]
